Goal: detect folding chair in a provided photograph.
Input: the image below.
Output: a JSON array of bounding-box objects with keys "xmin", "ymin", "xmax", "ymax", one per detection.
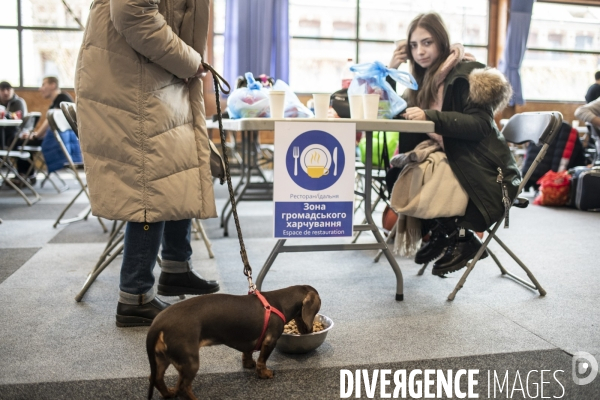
[
  {"xmin": 353, "ymin": 132, "xmax": 395, "ymax": 243},
  {"xmin": 588, "ymin": 124, "xmax": 600, "ymax": 166},
  {"xmin": 47, "ymin": 108, "xmax": 106, "ymax": 231},
  {"xmin": 13, "ymin": 112, "xmax": 68, "ymax": 193},
  {"xmin": 75, "ymin": 218, "xmax": 214, "ymax": 302},
  {"xmin": 0, "ymin": 113, "xmax": 42, "ymax": 205},
  {"xmin": 447, "ymin": 111, "xmax": 563, "ymax": 301}
]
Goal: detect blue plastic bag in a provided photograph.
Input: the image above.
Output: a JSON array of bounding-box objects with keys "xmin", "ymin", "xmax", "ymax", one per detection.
[
  {"xmin": 227, "ymin": 72, "xmax": 270, "ymax": 119},
  {"xmin": 348, "ymin": 61, "xmax": 418, "ymax": 119}
]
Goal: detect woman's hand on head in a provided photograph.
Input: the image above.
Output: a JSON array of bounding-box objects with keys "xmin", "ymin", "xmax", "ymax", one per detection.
[
  {"xmin": 389, "ymin": 39, "xmax": 408, "ymax": 69},
  {"xmin": 401, "ymin": 107, "xmax": 426, "ymax": 121}
]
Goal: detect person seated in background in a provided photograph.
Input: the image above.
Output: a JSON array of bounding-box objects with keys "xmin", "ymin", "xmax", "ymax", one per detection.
[
  {"xmin": 0, "ymin": 81, "xmax": 36, "ymax": 185},
  {"xmin": 575, "ymin": 96, "xmax": 600, "ymax": 165},
  {"xmin": 385, "ymin": 12, "xmax": 519, "ymax": 276},
  {"xmin": 0, "ymin": 80, "xmax": 28, "ymax": 145},
  {"xmin": 585, "ymin": 71, "xmax": 600, "ymax": 104},
  {"xmin": 25, "ymin": 76, "xmax": 73, "ymax": 141},
  {"xmin": 576, "ymin": 96, "xmax": 600, "ymax": 129},
  {"xmin": 21, "ymin": 76, "xmax": 81, "ymax": 177}
]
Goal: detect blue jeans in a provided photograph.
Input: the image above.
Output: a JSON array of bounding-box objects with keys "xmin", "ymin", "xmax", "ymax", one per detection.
[{"xmin": 119, "ymin": 219, "xmax": 192, "ymax": 296}]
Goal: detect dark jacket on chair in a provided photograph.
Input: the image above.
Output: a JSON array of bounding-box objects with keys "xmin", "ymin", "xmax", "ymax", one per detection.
[{"xmin": 422, "ymin": 61, "xmax": 520, "ymax": 231}]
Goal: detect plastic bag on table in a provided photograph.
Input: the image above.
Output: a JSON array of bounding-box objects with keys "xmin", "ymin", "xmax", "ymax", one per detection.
[
  {"xmin": 271, "ymin": 80, "xmax": 314, "ymax": 118},
  {"xmin": 227, "ymin": 72, "xmax": 270, "ymax": 119},
  {"xmin": 348, "ymin": 61, "xmax": 418, "ymax": 119}
]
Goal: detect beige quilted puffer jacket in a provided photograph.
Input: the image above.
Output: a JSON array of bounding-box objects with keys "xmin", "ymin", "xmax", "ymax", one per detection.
[{"xmin": 75, "ymin": 0, "xmax": 216, "ymax": 222}]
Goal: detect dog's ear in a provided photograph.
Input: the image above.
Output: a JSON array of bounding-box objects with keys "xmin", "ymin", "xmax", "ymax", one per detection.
[{"xmin": 301, "ymin": 291, "xmax": 321, "ymax": 332}]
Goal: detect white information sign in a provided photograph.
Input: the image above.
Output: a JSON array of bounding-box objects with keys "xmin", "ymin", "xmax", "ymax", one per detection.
[{"xmin": 273, "ymin": 121, "xmax": 356, "ymax": 238}]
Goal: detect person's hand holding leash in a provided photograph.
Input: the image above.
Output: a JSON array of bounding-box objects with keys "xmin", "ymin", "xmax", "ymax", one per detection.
[{"xmin": 184, "ymin": 63, "xmax": 207, "ymax": 84}]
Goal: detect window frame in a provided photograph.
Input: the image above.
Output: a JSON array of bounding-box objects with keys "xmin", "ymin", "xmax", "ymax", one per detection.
[
  {"xmin": 522, "ymin": 0, "xmax": 600, "ymax": 102},
  {"xmin": 211, "ymin": 0, "xmax": 491, "ymax": 94},
  {"xmin": 288, "ymin": 0, "xmax": 490, "ymax": 67},
  {"xmin": 0, "ymin": 0, "xmax": 84, "ymax": 89}
]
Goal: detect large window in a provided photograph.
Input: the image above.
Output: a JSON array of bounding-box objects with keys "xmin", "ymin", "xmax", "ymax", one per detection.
[
  {"xmin": 212, "ymin": 0, "xmax": 489, "ymax": 93},
  {"xmin": 0, "ymin": 0, "xmax": 89, "ymax": 89},
  {"xmin": 522, "ymin": 2, "xmax": 600, "ymax": 102}
]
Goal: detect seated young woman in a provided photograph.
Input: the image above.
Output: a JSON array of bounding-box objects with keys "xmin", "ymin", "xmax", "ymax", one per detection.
[{"xmin": 387, "ymin": 12, "xmax": 520, "ymax": 276}]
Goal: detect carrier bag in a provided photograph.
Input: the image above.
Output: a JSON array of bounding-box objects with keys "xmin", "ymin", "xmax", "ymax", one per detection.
[
  {"xmin": 567, "ymin": 166, "xmax": 600, "ymax": 211},
  {"xmin": 227, "ymin": 72, "xmax": 270, "ymax": 119},
  {"xmin": 271, "ymin": 80, "xmax": 314, "ymax": 118},
  {"xmin": 348, "ymin": 61, "xmax": 417, "ymax": 119},
  {"xmin": 533, "ymin": 170, "xmax": 571, "ymax": 207},
  {"xmin": 358, "ymin": 131, "xmax": 399, "ymax": 168}
]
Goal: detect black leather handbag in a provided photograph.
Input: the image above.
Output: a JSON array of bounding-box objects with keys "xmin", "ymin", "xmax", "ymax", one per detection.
[{"xmin": 330, "ymin": 88, "xmax": 350, "ymax": 118}]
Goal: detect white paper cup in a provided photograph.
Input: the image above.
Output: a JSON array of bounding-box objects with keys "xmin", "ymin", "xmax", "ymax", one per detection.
[
  {"xmin": 348, "ymin": 94, "xmax": 364, "ymax": 120},
  {"xmin": 362, "ymin": 94, "xmax": 380, "ymax": 119},
  {"xmin": 312, "ymin": 93, "xmax": 330, "ymax": 119},
  {"xmin": 268, "ymin": 91, "xmax": 286, "ymax": 119},
  {"xmin": 395, "ymin": 39, "xmax": 407, "ymax": 49}
]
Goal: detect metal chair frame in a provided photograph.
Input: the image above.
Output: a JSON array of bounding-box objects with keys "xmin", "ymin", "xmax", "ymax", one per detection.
[
  {"xmin": 74, "ymin": 218, "xmax": 214, "ymax": 302},
  {"xmin": 444, "ymin": 111, "xmax": 563, "ymax": 300},
  {"xmin": 48, "ymin": 107, "xmax": 106, "ymax": 231},
  {"xmin": 375, "ymin": 112, "xmax": 563, "ymax": 301}
]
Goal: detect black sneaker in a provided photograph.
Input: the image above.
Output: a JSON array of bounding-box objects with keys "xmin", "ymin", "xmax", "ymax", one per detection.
[
  {"xmin": 158, "ymin": 269, "xmax": 220, "ymax": 296},
  {"xmin": 115, "ymin": 297, "xmax": 170, "ymax": 327}
]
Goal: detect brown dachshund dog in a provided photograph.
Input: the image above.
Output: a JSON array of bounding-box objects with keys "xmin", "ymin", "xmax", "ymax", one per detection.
[{"xmin": 146, "ymin": 285, "xmax": 321, "ymax": 400}]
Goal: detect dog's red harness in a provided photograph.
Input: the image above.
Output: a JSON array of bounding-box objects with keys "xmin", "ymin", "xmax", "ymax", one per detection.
[{"xmin": 252, "ymin": 290, "xmax": 286, "ymax": 351}]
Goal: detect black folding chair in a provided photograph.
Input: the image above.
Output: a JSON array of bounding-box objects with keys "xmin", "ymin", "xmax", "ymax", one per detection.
[{"xmin": 448, "ymin": 111, "xmax": 563, "ymax": 300}]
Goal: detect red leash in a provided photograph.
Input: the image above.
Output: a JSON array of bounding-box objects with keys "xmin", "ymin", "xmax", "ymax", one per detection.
[{"xmin": 252, "ymin": 290, "xmax": 286, "ymax": 351}]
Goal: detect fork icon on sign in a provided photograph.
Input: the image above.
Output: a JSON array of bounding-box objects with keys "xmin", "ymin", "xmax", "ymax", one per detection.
[{"xmin": 293, "ymin": 146, "xmax": 300, "ymax": 176}]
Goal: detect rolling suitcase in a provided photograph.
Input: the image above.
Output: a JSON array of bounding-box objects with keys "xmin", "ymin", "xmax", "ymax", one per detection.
[{"xmin": 568, "ymin": 166, "xmax": 600, "ymax": 211}]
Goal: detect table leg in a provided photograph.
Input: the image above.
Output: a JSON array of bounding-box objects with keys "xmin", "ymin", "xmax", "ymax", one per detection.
[
  {"xmin": 363, "ymin": 131, "xmax": 404, "ymax": 300},
  {"xmin": 222, "ymin": 130, "xmax": 273, "ymax": 236}
]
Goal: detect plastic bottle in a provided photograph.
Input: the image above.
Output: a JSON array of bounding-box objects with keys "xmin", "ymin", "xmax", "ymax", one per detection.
[{"xmin": 341, "ymin": 58, "xmax": 354, "ymax": 89}]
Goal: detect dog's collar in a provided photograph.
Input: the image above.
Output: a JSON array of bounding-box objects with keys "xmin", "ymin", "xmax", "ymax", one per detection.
[{"xmin": 252, "ymin": 290, "xmax": 286, "ymax": 352}]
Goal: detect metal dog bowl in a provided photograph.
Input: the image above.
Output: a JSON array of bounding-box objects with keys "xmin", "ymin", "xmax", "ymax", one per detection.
[{"xmin": 276, "ymin": 314, "xmax": 333, "ymax": 354}]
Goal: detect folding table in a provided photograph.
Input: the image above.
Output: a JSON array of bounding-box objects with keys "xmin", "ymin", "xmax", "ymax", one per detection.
[
  {"xmin": 0, "ymin": 119, "xmax": 41, "ymax": 205},
  {"xmin": 215, "ymin": 118, "xmax": 434, "ymax": 300}
]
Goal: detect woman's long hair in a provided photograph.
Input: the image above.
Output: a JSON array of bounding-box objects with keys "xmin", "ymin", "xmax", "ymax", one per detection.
[{"xmin": 406, "ymin": 13, "xmax": 451, "ymax": 109}]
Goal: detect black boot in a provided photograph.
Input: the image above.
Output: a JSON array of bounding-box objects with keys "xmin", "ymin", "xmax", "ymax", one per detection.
[
  {"xmin": 432, "ymin": 230, "xmax": 488, "ymax": 276},
  {"xmin": 414, "ymin": 219, "xmax": 455, "ymax": 265},
  {"xmin": 116, "ymin": 297, "xmax": 170, "ymax": 327},
  {"xmin": 158, "ymin": 269, "xmax": 220, "ymax": 296},
  {"xmin": 415, "ymin": 224, "xmax": 449, "ymax": 264}
]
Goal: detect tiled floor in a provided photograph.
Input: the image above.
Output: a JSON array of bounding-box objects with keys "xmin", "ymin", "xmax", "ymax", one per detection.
[{"xmin": 1, "ymin": 172, "xmax": 599, "ymax": 399}]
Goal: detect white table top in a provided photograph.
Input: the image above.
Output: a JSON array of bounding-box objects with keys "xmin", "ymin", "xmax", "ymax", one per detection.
[
  {"xmin": 207, "ymin": 118, "xmax": 434, "ymax": 133},
  {"xmin": 0, "ymin": 119, "xmax": 22, "ymax": 127}
]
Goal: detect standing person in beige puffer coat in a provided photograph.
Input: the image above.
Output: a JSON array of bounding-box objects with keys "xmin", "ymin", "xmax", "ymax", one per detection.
[{"xmin": 75, "ymin": 0, "xmax": 220, "ymax": 327}]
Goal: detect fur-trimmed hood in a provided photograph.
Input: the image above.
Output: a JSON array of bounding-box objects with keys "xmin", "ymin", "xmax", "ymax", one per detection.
[{"xmin": 468, "ymin": 67, "xmax": 513, "ymax": 113}]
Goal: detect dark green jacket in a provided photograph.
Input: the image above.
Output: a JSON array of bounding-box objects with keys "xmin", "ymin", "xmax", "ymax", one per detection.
[{"xmin": 423, "ymin": 61, "xmax": 520, "ymax": 231}]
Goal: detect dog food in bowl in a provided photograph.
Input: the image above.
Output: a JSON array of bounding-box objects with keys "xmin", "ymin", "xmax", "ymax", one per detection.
[
  {"xmin": 283, "ymin": 319, "xmax": 325, "ymax": 335},
  {"xmin": 276, "ymin": 314, "xmax": 333, "ymax": 354}
]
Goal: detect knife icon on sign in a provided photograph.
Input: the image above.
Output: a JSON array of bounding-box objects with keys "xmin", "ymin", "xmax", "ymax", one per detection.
[{"xmin": 333, "ymin": 147, "xmax": 338, "ymax": 176}]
